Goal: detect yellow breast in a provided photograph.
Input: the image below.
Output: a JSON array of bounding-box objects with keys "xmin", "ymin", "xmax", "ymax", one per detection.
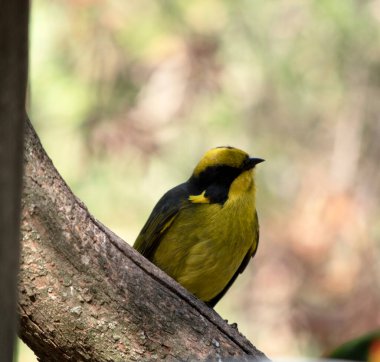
[{"xmin": 153, "ymin": 170, "xmax": 257, "ymax": 302}]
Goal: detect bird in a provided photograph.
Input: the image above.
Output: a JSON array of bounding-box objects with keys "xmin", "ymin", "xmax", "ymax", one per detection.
[{"xmin": 133, "ymin": 146, "xmax": 264, "ymax": 307}]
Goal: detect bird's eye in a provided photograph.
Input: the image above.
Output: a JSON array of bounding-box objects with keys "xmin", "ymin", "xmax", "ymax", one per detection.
[{"xmin": 203, "ymin": 165, "xmax": 241, "ymax": 186}]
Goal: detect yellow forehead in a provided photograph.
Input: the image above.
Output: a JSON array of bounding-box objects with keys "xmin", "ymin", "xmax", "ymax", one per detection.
[{"xmin": 193, "ymin": 147, "xmax": 249, "ymax": 176}]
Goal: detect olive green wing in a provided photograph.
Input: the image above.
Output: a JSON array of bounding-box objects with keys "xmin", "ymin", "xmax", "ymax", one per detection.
[
  {"xmin": 133, "ymin": 183, "xmax": 190, "ymax": 260},
  {"xmin": 206, "ymin": 210, "xmax": 260, "ymax": 308}
]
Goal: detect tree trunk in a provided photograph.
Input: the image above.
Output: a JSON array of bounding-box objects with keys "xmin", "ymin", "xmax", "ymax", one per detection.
[
  {"xmin": 0, "ymin": 1, "xmax": 29, "ymax": 361},
  {"xmin": 19, "ymin": 118, "xmax": 268, "ymax": 361}
]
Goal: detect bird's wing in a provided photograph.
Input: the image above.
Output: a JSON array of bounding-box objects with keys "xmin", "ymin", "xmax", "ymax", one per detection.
[
  {"xmin": 133, "ymin": 183, "xmax": 190, "ymax": 260},
  {"xmin": 206, "ymin": 210, "xmax": 260, "ymax": 308}
]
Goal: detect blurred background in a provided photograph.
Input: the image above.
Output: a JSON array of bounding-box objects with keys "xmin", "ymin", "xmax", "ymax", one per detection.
[{"xmin": 21, "ymin": 0, "xmax": 380, "ymax": 360}]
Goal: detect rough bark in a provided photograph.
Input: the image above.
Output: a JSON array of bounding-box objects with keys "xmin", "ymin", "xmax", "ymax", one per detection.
[
  {"xmin": 19, "ymin": 118, "xmax": 268, "ymax": 361},
  {"xmin": 0, "ymin": 1, "xmax": 29, "ymax": 361}
]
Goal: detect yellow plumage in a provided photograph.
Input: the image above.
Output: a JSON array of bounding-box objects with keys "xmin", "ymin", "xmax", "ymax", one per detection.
[{"xmin": 134, "ymin": 146, "xmax": 264, "ymax": 307}]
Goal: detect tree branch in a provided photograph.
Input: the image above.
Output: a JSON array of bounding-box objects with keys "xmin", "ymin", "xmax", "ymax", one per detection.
[
  {"xmin": 19, "ymin": 118, "xmax": 268, "ymax": 361},
  {"xmin": 0, "ymin": 1, "xmax": 29, "ymax": 360}
]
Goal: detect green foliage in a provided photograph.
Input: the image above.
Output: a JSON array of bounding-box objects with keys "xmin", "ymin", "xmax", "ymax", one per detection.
[{"xmin": 328, "ymin": 330, "xmax": 380, "ymax": 361}]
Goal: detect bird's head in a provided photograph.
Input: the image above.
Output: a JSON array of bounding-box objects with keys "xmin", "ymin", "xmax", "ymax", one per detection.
[{"xmin": 189, "ymin": 146, "xmax": 264, "ymax": 204}]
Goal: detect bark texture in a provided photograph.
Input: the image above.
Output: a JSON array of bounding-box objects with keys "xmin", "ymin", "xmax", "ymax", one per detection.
[
  {"xmin": 19, "ymin": 118, "xmax": 268, "ymax": 361},
  {"xmin": 0, "ymin": 1, "xmax": 29, "ymax": 360}
]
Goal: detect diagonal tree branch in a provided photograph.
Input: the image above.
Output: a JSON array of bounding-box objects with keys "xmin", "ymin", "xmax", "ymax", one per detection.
[{"xmin": 19, "ymin": 117, "xmax": 268, "ymax": 361}]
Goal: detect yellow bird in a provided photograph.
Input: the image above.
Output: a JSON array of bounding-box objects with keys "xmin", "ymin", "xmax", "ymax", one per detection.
[{"xmin": 134, "ymin": 146, "xmax": 264, "ymax": 307}]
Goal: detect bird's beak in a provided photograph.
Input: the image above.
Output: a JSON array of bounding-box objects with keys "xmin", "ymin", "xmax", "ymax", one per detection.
[{"xmin": 243, "ymin": 157, "xmax": 265, "ymax": 170}]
